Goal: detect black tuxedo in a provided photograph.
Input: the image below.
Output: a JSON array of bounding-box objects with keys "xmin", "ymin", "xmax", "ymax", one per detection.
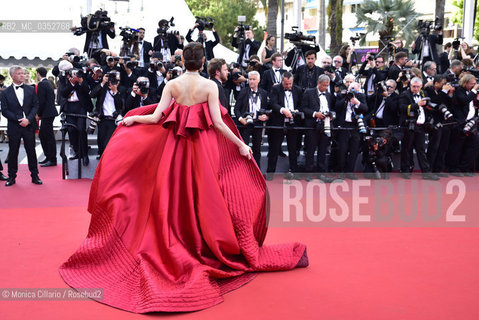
[
  {"xmin": 399, "ymin": 89, "xmax": 432, "ymax": 173},
  {"xmin": 138, "ymin": 40, "xmax": 153, "ymax": 66},
  {"xmin": 37, "ymin": 78, "xmax": 58, "ymax": 163},
  {"xmin": 260, "ymin": 68, "xmax": 285, "ymax": 93},
  {"xmin": 367, "ymin": 92, "xmax": 400, "ymax": 127},
  {"xmin": 234, "ymin": 86, "xmax": 269, "ymax": 168},
  {"xmin": 83, "ymin": 28, "xmax": 116, "ymax": 56},
  {"xmin": 294, "ymin": 65, "xmax": 322, "ymax": 91},
  {"xmin": 1, "ymin": 84, "xmax": 39, "ymax": 177},
  {"xmin": 123, "ymin": 91, "xmax": 158, "ymax": 116},
  {"xmin": 412, "ymin": 33, "xmax": 443, "ymax": 64},
  {"xmin": 358, "ymin": 60, "xmax": 388, "ymax": 99},
  {"xmin": 232, "ymin": 37, "xmax": 260, "ymax": 67},
  {"xmin": 267, "ymin": 84, "xmax": 303, "ymax": 173},
  {"xmin": 186, "ymin": 30, "xmax": 220, "ymax": 61},
  {"xmin": 153, "ymin": 34, "xmax": 183, "ymax": 58},
  {"xmin": 211, "ymin": 78, "xmax": 229, "ymax": 111},
  {"xmin": 438, "ymin": 52, "xmax": 450, "ymax": 74},
  {"xmin": 387, "ymin": 64, "xmax": 403, "ymax": 81},
  {"xmin": 301, "ymin": 88, "xmax": 335, "ymax": 172}
]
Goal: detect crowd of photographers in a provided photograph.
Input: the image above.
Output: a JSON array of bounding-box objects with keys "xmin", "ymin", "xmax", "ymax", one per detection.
[{"xmin": 2, "ymin": 10, "xmax": 479, "ymax": 184}]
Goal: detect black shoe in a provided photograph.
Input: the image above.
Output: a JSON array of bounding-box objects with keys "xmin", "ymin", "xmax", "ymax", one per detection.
[
  {"xmin": 422, "ymin": 172, "xmax": 440, "ymax": 181},
  {"xmin": 31, "ymin": 175, "xmax": 43, "ymax": 185},
  {"xmin": 401, "ymin": 172, "xmax": 411, "ymax": 179},
  {"xmin": 40, "ymin": 161, "xmax": 57, "ymax": 167},
  {"xmin": 82, "ymin": 156, "xmax": 90, "ymax": 166},
  {"xmin": 449, "ymin": 172, "xmax": 464, "ymax": 177},
  {"xmin": 345, "ymin": 173, "xmax": 358, "ymax": 180},
  {"xmin": 305, "ymin": 174, "xmax": 313, "ymax": 182},
  {"xmin": 265, "ymin": 173, "xmax": 274, "ymax": 181},
  {"xmin": 279, "ymin": 151, "xmax": 287, "ymax": 157},
  {"xmin": 463, "ymin": 172, "xmax": 476, "ymax": 177},
  {"xmin": 0, "ymin": 172, "xmax": 8, "ymax": 181},
  {"xmin": 5, "ymin": 177, "xmax": 16, "ymax": 186},
  {"xmin": 437, "ymin": 172, "xmax": 449, "ymax": 178},
  {"xmin": 284, "ymin": 171, "xmax": 294, "ymax": 180},
  {"xmin": 96, "ymin": 155, "xmax": 101, "ymax": 160},
  {"xmin": 69, "ymin": 154, "xmax": 79, "ymax": 160},
  {"xmin": 38, "ymin": 158, "xmax": 48, "ymax": 164}
]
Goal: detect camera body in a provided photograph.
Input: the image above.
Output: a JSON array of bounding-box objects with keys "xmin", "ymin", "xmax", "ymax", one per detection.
[
  {"xmin": 168, "ymin": 68, "xmax": 180, "ymax": 80},
  {"xmin": 195, "ymin": 16, "xmax": 214, "ymax": 32},
  {"xmin": 157, "ymin": 17, "xmax": 176, "ymax": 38},
  {"xmin": 74, "ymin": 9, "xmax": 114, "ymax": 36},
  {"xmin": 106, "ymin": 70, "xmax": 120, "ymax": 85},
  {"xmin": 399, "ymin": 67, "xmax": 412, "ymax": 82},
  {"xmin": 285, "ymin": 26, "xmax": 316, "ymax": 43},
  {"xmin": 137, "ymin": 79, "xmax": 150, "ymax": 94},
  {"xmin": 119, "ymin": 27, "xmax": 140, "ymax": 43},
  {"xmin": 286, "ymin": 110, "xmax": 305, "ymax": 126},
  {"xmin": 417, "ymin": 16, "xmax": 442, "ymax": 37},
  {"xmin": 463, "ymin": 117, "xmax": 479, "ymax": 135},
  {"xmin": 236, "ymin": 16, "xmax": 251, "ymax": 41}
]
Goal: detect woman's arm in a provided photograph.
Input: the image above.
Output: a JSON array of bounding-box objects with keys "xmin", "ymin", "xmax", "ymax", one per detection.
[
  {"xmin": 123, "ymin": 83, "xmax": 173, "ymax": 126},
  {"xmin": 207, "ymin": 82, "xmax": 252, "ymax": 159}
]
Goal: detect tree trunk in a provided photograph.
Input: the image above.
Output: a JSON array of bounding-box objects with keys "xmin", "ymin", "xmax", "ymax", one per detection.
[
  {"xmin": 328, "ymin": 0, "xmax": 338, "ymax": 55},
  {"xmin": 435, "ymin": 0, "xmax": 446, "ymax": 27},
  {"xmin": 267, "ymin": 0, "xmax": 278, "ymax": 39},
  {"xmin": 334, "ymin": 0, "xmax": 343, "ymax": 55},
  {"xmin": 318, "ymin": 0, "xmax": 326, "ymax": 49}
]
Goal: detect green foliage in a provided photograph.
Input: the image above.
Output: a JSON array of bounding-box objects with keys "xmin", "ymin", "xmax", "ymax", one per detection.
[
  {"xmin": 355, "ymin": 0, "xmax": 418, "ymax": 46},
  {"xmin": 185, "ymin": 0, "xmax": 264, "ymax": 50},
  {"xmin": 451, "ymin": 0, "xmax": 479, "ymax": 41}
]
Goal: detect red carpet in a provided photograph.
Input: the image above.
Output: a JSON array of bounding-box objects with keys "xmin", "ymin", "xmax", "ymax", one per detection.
[{"xmin": 1, "ymin": 165, "xmax": 479, "ymax": 319}]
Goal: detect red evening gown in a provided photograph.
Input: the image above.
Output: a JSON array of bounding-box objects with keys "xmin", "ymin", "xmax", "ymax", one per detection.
[{"xmin": 59, "ymin": 100, "xmax": 308, "ymax": 313}]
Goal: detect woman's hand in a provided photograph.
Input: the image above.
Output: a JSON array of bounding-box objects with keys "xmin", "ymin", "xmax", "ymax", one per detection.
[
  {"xmin": 239, "ymin": 143, "xmax": 252, "ymax": 160},
  {"xmin": 122, "ymin": 116, "xmax": 136, "ymax": 127}
]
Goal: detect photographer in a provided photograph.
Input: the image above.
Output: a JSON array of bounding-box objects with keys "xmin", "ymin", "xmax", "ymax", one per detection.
[
  {"xmin": 447, "ymin": 74, "xmax": 479, "ymax": 176},
  {"xmin": 439, "ymin": 43, "xmax": 452, "ymax": 74},
  {"xmin": 367, "ymin": 80, "xmax": 400, "ymax": 128},
  {"xmin": 398, "ymin": 77, "xmax": 439, "ymax": 180},
  {"xmin": 135, "ymin": 28, "xmax": 153, "ymax": 67},
  {"xmin": 118, "ymin": 56, "xmax": 142, "ymax": 89},
  {"xmin": 146, "ymin": 52, "xmax": 167, "ymax": 90},
  {"xmin": 260, "ymin": 53, "xmax": 285, "ymax": 93},
  {"xmin": 71, "ymin": 10, "xmax": 115, "ymax": 58},
  {"xmin": 301, "ymin": 74, "xmax": 336, "ymax": 182},
  {"xmin": 332, "ymin": 56, "xmax": 348, "ymax": 79},
  {"xmin": 266, "ymin": 72, "xmax": 303, "ymax": 179},
  {"xmin": 388, "ymin": 51, "xmax": 413, "ymax": 81},
  {"xmin": 422, "ymin": 61, "xmax": 437, "ymax": 87},
  {"xmin": 225, "ymin": 63, "xmax": 247, "ymax": 101},
  {"xmin": 123, "ymin": 77, "xmax": 157, "ymax": 116},
  {"xmin": 358, "ymin": 53, "xmax": 388, "ymax": 108},
  {"xmin": 411, "ymin": 20, "xmax": 443, "ymax": 66},
  {"xmin": 334, "ymin": 82, "xmax": 368, "ymax": 180},
  {"xmin": 294, "ymin": 50, "xmax": 322, "ymax": 91},
  {"xmin": 234, "ymin": 71, "xmax": 269, "ymax": 168},
  {"xmin": 443, "ymin": 59, "xmax": 463, "ymax": 85},
  {"xmin": 90, "ymin": 71, "xmax": 123, "ymax": 159},
  {"xmin": 84, "ymin": 59, "xmax": 104, "ymax": 88},
  {"xmin": 424, "ymin": 75, "xmax": 454, "ymax": 176},
  {"xmin": 60, "ymin": 67, "xmax": 94, "ymax": 166},
  {"xmin": 186, "ymin": 20, "xmax": 219, "ymax": 62},
  {"xmin": 153, "ymin": 18, "xmax": 183, "ymax": 62},
  {"xmin": 232, "ymin": 27, "xmax": 260, "ymax": 70},
  {"xmin": 389, "ymin": 37, "xmax": 409, "ymax": 56},
  {"xmin": 338, "ymin": 45, "xmax": 355, "ymax": 74}
]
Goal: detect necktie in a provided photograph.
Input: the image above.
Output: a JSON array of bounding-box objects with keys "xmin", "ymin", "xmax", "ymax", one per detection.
[{"xmin": 15, "ymin": 84, "xmax": 24, "ymax": 90}]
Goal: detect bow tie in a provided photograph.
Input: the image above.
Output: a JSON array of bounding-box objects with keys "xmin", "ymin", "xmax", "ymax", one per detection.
[
  {"xmin": 274, "ymin": 69, "xmax": 281, "ymax": 72},
  {"xmin": 319, "ymin": 92, "xmax": 326, "ymax": 96},
  {"xmin": 15, "ymin": 84, "xmax": 24, "ymax": 90},
  {"xmin": 285, "ymin": 89, "xmax": 291, "ymax": 93},
  {"xmin": 413, "ymin": 94, "xmax": 420, "ymax": 98}
]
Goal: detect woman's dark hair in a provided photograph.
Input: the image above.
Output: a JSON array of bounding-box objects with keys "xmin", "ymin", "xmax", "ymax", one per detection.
[
  {"xmin": 183, "ymin": 42, "xmax": 204, "ymax": 71},
  {"xmin": 266, "ymin": 35, "xmax": 275, "ymax": 44},
  {"xmin": 338, "ymin": 44, "xmax": 350, "ymax": 58}
]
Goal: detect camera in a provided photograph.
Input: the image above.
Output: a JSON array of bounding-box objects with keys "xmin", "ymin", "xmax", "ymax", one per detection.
[
  {"xmin": 242, "ymin": 112, "xmax": 255, "ymax": 125},
  {"xmin": 316, "ymin": 111, "xmax": 336, "ymax": 137},
  {"xmin": 195, "ymin": 16, "xmax": 214, "ymax": 31},
  {"xmin": 257, "ymin": 109, "xmax": 273, "ymax": 117},
  {"xmin": 119, "ymin": 27, "xmax": 140, "ymax": 44},
  {"xmin": 427, "ymin": 101, "xmax": 453, "ymax": 121},
  {"xmin": 168, "ymin": 68, "xmax": 180, "ymax": 80},
  {"xmin": 125, "ymin": 60, "xmax": 138, "ymax": 70},
  {"xmin": 355, "ymin": 114, "xmax": 367, "ymax": 134},
  {"xmin": 69, "ymin": 68, "xmax": 85, "ymax": 79},
  {"xmin": 376, "ymin": 81, "xmax": 387, "ymax": 94},
  {"xmin": 73, "ymin": 9, "xmax": 114, "ymax": 36},
  {"xmin": 285, "ymin": 26, "xmax": 316, "ymax": 43},
  {"xmin": 157, "ymin": 17, "xmax": 176, "ymax": 37},
  {"xmin": 399, "ymin": 67, "xmax": 411, "ymax": 82},
  {"xmin": 463, "ymin": 117, "xmax": 479, "ymax": 135},
  {"xmin": 106, "ymin": 56, "xmax": 120, "ymax": 64},
  {"xmin": 349, "ymin": 33, "xmax": 365, "ymax": 45},
  {"xmin": 286, "ymin": 110, "xmax": 305, "ymax": 126},
  {"xmin": 345, "ymin": 89, "xmax": 360, "ymax": 101},
  {"xmin": 86, "ymin": 114, "xmax": 100, "ymax": 134},
  {"xmin": 446, "ymin": 73, "xmax": 459, "ymax": 88},
  {"xmin": 417, "ymin": 16, "xmax": 441, "ymax": 37},
  {"xmin": 236, "ymin": 15, "xmax": 251, "ymax": 41},
  {"xmin": 106, "ymin": 70, "xmax": 119, "ymax": 85},
  {"xmin": 137, "ymin": 79, "xmax": 150, "ymax": 94},
  {"xmin": 367, "ymin": 53, "xmax": 376, "ymax": 61},
  {"xmin": 149, "ymin": 61, "xmax": 163, "ymax": 72}
]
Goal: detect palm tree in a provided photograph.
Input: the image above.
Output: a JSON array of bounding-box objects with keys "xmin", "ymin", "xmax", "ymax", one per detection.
[
  {"xmin": 355, "ymin": 0, "xmax": 418, "ymax": 54},
  {"xmin": 258, "ymin": 0, "xmax": 279, "ymax": 38}
]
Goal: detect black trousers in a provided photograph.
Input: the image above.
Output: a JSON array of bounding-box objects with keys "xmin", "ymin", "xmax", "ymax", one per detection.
[
  {"xmin": 239, "ymin": 124, "xmax": 264, "ymax": 169},
  {"xmin": 97, "ymin": 119, "xmax": 117, "ymax": 156},
  {"xmin": 7, "ymin": 125, "xmax": 38, "ymax": 178},
  {"xmin": 267, "ymin": 127, "xmax": 299, "ymax": 173},
  {"xmin": 65, "ymin": 102, "xmax": 87, "ymax": 157},
  {"xmin": 426, "ymin": 126, "xmax": 450, "ymax": 173},
  {"xmin": 305, "ymin": 128, "xmax": 330, "ymax": 173},
  {"xmin": 447, "ymin": 128, "xmax": 479, "ymax": 172},
  {"xmin": 400, "ymin": 126, "xmax": 431, "ymax": 173},
  {"xmin": 336, "ymin": 123, "xmax": 361, "ymax": 173},
  {"xmin": 39, "ymin": 117, "xmax": 57, "ymax": 162}
]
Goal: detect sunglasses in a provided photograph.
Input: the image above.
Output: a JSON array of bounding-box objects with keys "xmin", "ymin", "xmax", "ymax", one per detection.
[{"xmin": 333, "ymin": 60, "xmax": 342, "ymax": 63}]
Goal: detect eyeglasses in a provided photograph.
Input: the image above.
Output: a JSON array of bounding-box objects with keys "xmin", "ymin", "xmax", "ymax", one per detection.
[
  {"xmin": 333, "ymin": 60, "xmax": 342, "ymax": 63},
  {"xmin": 323, "ymin": 62, "xmax": 331, "ymax": 65}
]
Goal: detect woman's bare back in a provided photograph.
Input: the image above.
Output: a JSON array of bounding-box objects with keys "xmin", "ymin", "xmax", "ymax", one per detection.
[{"xmin": 168, "ymin": 73, "xmax": 214, "ymax": 106}]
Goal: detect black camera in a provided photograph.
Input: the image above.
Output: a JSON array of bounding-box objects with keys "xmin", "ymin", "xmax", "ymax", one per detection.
[
  {"xmin": 106, "ymin": 70, "xmax": 119, "ymax": 85},
  {"xmin": 349, "ymin": 33, "xmax": 364, "ymax": 45},
  {"xmin": 86, "ymin": 114, "xmax": 100, "ymax": 134},
  {"xmin": 69, "ymin": 68, "xmax": 85, "ymax": 78},
  {"xmin": 286, "ymin": 110, "xmax": 305, "ymax": 126},
  {"xmin": 285, "ymin": 26, "xmax": 316, "ymax": 43},
  {"xmin": 376, "ymin": 81, "xmax": 387, "ymax": 94},
  {"xmin": 236, "ymin": 16, "xmax": 251, "ymax": 41},
  {"xmin": 157, "ymin": 17, "xmax": 176, "ymax": 37},
  {"xmin": 427, "ymin": 101, "xmax": 453, "ymax": 121},
  {"xmin": 149, "ymin": 61, "xmax": 163, "ymax": 72},
  {"xmin": 242, "ymin": 112, "xmax": 254, "ymax": 125},
  {"xmin": 417, "ymin": 16, "xmax": 441, "ymax": 37},
  {"xmin": 367, "ymin": 53, "xmax": 376, "ymax": 61},
  {"xmin": 195, "ymin": 16, "xmax": 214, "ymax": 31},
  {"xmin": 137, "ymin": 80, "xmax": 150, "ymax": 94},
  {"xmin": 399, "ymin": 67, "xmax": 411, "ymax": 82},
  {"xmin": 73, "ymin": 9, "xmax": 114, "ymax": 35},
  {"xmin": 463, "ymin": 117, "xmax": 479, "ymax": 135},
  {"xmin": 119, "ymin": 27, "xmax": 140, "ymax": 43},
  {"xmin": 446, "ymin": 73, "xmax": 459, "ymax": 88},
  {"xmin": 125, "ymin": 60, "xmax": 138, "ymax": 70},
  {"xmin": 168, "ymin": 68, "xmax": 180, "ymax": 80},
  {"xmin": 452, "ymin": 37, "xmax": 463, "ymax": 50},
  {"xmin": 257, "ymin": 109, "xmax": 273, "ymax": 117},
  {"xmin": 322, "ymin": 65, "xmax": 334, "ymax": 74},
  {"xmin": 231, "ymin": 71, "xmax": 243, "ymax": 81}
]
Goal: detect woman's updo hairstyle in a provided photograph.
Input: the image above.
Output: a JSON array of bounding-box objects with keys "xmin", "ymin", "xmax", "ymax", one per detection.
[{"xmin": 183, "ymin": 42, "xmax": 204, "ymax": 71}]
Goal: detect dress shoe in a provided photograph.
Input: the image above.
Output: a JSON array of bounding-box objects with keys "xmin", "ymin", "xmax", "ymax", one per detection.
[
  {"xmin": 38, "ymin": 158, "xmax": 48, "ymax": 164},
  {"xmin": 82, "ymin": 156, "xmax": 90, "ymax": 166},
  {"xmin": 0, "ymin": 172, "xmax": 8, "ymax": 181},
  {"xmin": 31, "ymin": 175, "xmax": 43, "ymax": 185},
  {"xmin": 463, "ymin": 172, "xmax": 476, "ymax": 177},
  {"xmin": 345, "ymin": 173, "xmax": 359, "ymax": 180},
  {"xmin": 436, "ymin": 172, "xmax": 449, "ymax": 178},
  {"xmin": 5, "ymin": 177, "xmax": 16, "ymax": 186},
  {"xmin": 318, "ymin": 174, "xmax": 334, "ymax": 183},
  {"xmin": 284, "ymin": 171, "xmax": 294, "ymax": 180},
  {"xmin": 279, "ymin": 151, "xmax": 287, "ymax": 157},
  {"xmin": 401, "ymin": 172, "xmax": 411, "ymax": 179},
  {"xmin": 40, "ymin": 161, "xmax": 57, "ymax": 167},
  {"xmin": 96, "ymin": 155, "xmax": 101, "ymax": 160},
  {"xmin": 449, "ymin": 172, "xmax": 464, "ymax": 177},
  {"xmin": 422, "ymin": 172, "xmax": 440, "ymax": 181},
  {"xmin": 69, "ymin": 154, "xmax": 79, "ymax": 160},
  {"xmin": 265, "ymin": 173, "xmax": 274, "ymax": 181}
]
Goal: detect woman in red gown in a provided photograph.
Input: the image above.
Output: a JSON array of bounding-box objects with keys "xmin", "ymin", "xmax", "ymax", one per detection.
[{"xmin": 59, "ymin": 42, "xmax": 308, "ymax": 313}]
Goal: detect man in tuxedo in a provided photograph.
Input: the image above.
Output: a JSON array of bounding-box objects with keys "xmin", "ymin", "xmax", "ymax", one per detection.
[
  {"xmin": 1, "ymin": 66, "xmax": 42, "ymax": 186},
  {"xmin": 294, "ymin": 50, "xmax": 322, "ymax": 91},
  {"xmin": 90, "ymin": 72, "xmax": 123, "ymax": 159},
  {"xmin": 260, "ymin": 53, "xmax": 285, "ymax": 93},
  {"xmin": 186, "ymin": 23, "xmax": 220, "ymax": 62},
  {"xmin": 332, "ymin": 56, "xmax": 348, "ymax": 79},
  {"xmin": 207, "ymin": 58, "xmax": 229, "ymax": 110},
  {"xmin": 367, "ymin": 80, "xmax": 400, "ymax": 128},
  {"xmin": 72, "ymin": 10, "xmax": 116, "ymax": 58},
  {"xmin": 60, "ymin": 69, "xmax": 94, "ymax": 166},
  {"xmin": 36, "ymin": 67, "xmax": 58, "ymax": 167},
  {"xmin": 358, "ymin": 53, "xmax": 388, "ymax": 108},
  {"xmin": 301, "ymin": 74, "xmax": 336, "ymax": 182},
  {"xmin": 387, "ymin": 52, "xmax": 412, "ymax": 81},
  {"xmin": 266, "ymin": 72, "xmax": 303, "ymax": 179},
  {"xmin": 399, "ymin": 77, "xmax": 440, "ymax": 180},
  {"xmin": 411, "ymin": 28, "xmax": 443, "ymax": 66},
  {"xmin": 153, "ymin": 19, "xmax": 183, "ymax": 63},
  {"xmin": 232, "ymin": 28, "xmax": 261, "ymax": 70},
  {"xmin": 422, "ymin": 61, "xmax": 437, "ymax": 87},
  {"xmin": 123, "ymin": 77, "xmax": 158, "ymax": 116},
  {"xmin": 439, "ymin": 43, "xmax": 452, "ymax": 74},
  {"xmin": 136, "ymin": 28, "xmax": 153, "ymax": 67},
  {"xmin": 234, "ymin": 71, "xmax": 269, "ymax": 168},
  {"xmin": 447, "ymin": 74, "xmax": 479, "ymax": 176},
  {"xmin": 334, "ymin": 82, "xmax": 368, "ymax": 180},
  {"xmin": 443, "ymin": 59, "xmax": 463, "ymax": 84}
]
